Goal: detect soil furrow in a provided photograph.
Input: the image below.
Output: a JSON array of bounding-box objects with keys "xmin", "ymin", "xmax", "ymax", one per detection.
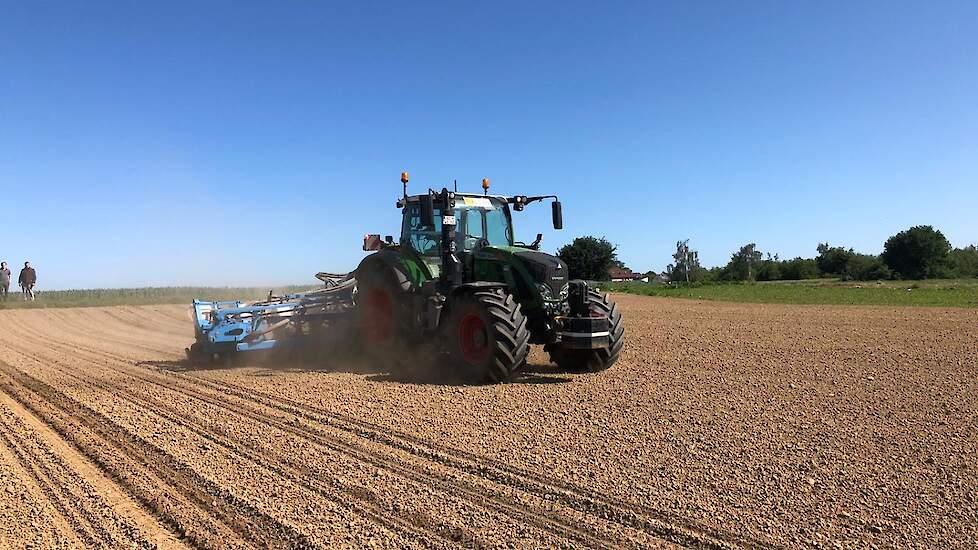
[
  {"xmin": 0, "ymin": 424, "xmax": 94, "ymax": 548},
  {"xmin": 0, "ymin": 385, "xmax": 190, "ymax": 550},
  {"xmin": 39, "ymin": 308, "xmax": 182, "ymax": 357},
  {"xmin": 0, "ymin": 361, "xmax": 244, "ymax": 549},
  {"xmin": 0, "ymin": 338, "xmax": 483, "ymax": 548},
  {"xmin": 6, "ymin": 307, "xmax": 735, "ymax": 548},
  {"xmin": 0, "ymin": 360, "xmax": 316, "ymax": 550},
  {"xmin": 2, "ymin": 299, "xmax": 974, "ymax": 548},
  {"xmin": 2, "ymin": 322, "xmax": 656, "ymax": 548},
  {"xmin": 86, "ymin": 355, "xmax": 631, "ymax": 549},
  {"xmin": 0, "ymin": 412, "xmax": 126, "ymax": 548},
  {"xmin": 181, "ymin": 373, "xmax": 767, "ymax": 549},
  {"xmin": 58, "ymin": 365, "xmax": 476, "ymax": 549}
]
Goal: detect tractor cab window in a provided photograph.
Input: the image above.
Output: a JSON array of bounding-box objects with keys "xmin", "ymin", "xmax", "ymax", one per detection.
[
  {"xmin": 459, "ymin": 209, "xmax": 485, "ymax": 250},
  {"xmin": 456, "ymin": 197, "xmax": 514, "ymax": 252},
  {"xmin": 401, "ymin": 203, "xmax": 442, "ymax": 256},
  {"xmin": 485, "ymin": 205, "xmax": 513, "ymax": 247}
]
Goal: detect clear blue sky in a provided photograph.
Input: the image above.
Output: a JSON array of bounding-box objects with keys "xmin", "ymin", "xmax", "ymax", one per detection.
[{"xmin": 1, "ymin": 1, "xmax": 975, "ymax": 289}]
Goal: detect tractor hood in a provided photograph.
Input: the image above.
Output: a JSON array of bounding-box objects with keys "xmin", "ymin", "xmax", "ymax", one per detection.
[{"xmin": 512, "ymin": 249, "xmax": 569, "ymax": 300}]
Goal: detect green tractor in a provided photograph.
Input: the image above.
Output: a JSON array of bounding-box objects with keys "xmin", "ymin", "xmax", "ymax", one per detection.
[{"xmin": 354, "ymin": 173, "xmax": 624, "ymax": 383}]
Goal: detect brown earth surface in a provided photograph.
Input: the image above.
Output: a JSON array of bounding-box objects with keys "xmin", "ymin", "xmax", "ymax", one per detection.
[{"xmin": 0, "ymin": 295, "xmax": 975, "ymax": 549}]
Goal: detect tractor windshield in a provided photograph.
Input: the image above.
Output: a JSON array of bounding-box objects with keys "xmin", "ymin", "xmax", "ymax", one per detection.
[{"xmin": 456, "ymin": 197, "xmax": 513, "ymax": 251}]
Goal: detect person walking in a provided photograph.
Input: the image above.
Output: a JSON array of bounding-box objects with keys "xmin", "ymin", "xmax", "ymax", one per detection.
[
  {"xmin": 18, "ymin": 261, "xmax": 36, "ymax": 301},
  {"xmin": 0, "ymin": 262, "xmax": 10, "ymax": 301}
]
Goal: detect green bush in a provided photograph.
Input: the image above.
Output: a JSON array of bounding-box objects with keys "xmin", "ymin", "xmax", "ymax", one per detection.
[
  {"xmin": 756, "ymin": 260, "xmax": 782, "ymax": 281},
  {"xmin": 881, "ymin": 225, "xmax": 951, "ymax": 279},
  {"xmin": 948, "ymin": 245, "xmax": 978, "ymax": 278},
  {"xmin": 780, "ymin": 257, "xmax": 820, "ymax": 280},
  {"xmin": 816, "ymin": 243, "xmax": 855, "ymax": 276},
  {"xmin": 557, "ymin": 236, "xmax": 619, "ymax": 281},
  {"xmin": 721, "ymin": 243, "xmax": 764, "ymax": 281},
  {"xmin": 844, "ymin": 254, "xmax": 891, "ymax": 281}
]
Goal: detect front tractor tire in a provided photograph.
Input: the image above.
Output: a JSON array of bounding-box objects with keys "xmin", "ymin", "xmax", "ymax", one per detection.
[
  {"xmin": 548, "ymin": 289, "xmax": 624, "ymax": 373},
  {"xmin": 442, "ymin": 289, "xmax": 530, "ymax": 384}
]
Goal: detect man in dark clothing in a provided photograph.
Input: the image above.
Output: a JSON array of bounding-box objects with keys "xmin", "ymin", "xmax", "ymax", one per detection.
[
  {"xmin": 0, "ymin": 261, "xmax": 10, "ymax": 300},
  {"xmin": 18, "ymin": 261, "xmax": 36, "ymax": 301}
]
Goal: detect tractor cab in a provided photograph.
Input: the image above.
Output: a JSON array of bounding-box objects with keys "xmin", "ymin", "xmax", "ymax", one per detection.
[{"xmin": 400, "ymin": 194, "xmax": 514, "ymax": 258}]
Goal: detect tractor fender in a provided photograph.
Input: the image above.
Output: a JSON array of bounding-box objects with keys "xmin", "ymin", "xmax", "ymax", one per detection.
[
  {"xmin": 354, "ymin": 250, "xmax": 422, "ymax": 295},
  {"xmin": 434, "ymin": 283, "xmax": 509, "ymax": 331},
  {"xmin": 355, "ymin": 250, "xmax": 438, "ymax": 340},
  {"xmin": 448, "ymin": 281, "xmax": 507, "ymax": 299}
]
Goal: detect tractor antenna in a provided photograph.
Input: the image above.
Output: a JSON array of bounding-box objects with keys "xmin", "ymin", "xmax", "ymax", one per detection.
[{"xmin": 454, "ymin": 179, "xmax": 457, "ymax": 192}]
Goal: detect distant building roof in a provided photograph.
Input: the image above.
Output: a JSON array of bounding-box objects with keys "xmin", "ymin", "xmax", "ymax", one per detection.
[{"xmin": 608, "ymin": 267, "xmax": 644, "ymax": 280}]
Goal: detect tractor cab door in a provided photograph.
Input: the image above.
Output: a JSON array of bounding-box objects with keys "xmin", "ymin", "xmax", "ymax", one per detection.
[
  {"xmin": 401, "ymin": 201, "xmax": 443, "ymax": 258},
  {"xmin": 457, "ymin": 208, "xmax": 486, "ymax": 252}
]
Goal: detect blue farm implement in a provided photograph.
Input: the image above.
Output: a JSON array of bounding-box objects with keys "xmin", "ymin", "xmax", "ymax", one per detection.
[{"xmin": 186, "ymin": 272, "xmax": 357, "ymax": 365}]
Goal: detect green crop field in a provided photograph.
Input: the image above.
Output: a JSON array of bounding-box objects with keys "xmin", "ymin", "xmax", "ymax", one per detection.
[
  {"xmin": 604, "ymin": 278, "xmax": 978, "ymax": 308},
  {"xmin": 0, "ymin": 286, "xmax": 316, "ymax": 310}
]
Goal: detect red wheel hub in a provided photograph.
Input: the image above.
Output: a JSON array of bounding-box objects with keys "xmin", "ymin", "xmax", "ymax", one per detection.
[
  {"xmin": 458, "ymin": 313, "xmax": 490, "ymax": 365},
  {"xmin": 362, "ymin": 287, "xmax": 393, "ymax": 344}
]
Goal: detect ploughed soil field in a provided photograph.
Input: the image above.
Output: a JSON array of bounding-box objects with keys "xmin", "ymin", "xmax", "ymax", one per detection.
[{"xmin": 0, "ymin": 295, "xmax": 975, "ymax": 549}]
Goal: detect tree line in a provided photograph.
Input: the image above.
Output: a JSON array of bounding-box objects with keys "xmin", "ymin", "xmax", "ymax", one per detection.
[{"xmin": 557, "ymin": 226, "xmax": 978, "ymax": 282}]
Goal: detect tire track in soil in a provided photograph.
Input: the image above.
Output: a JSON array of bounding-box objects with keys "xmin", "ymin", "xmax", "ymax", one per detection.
[
  {"xmin": 209, "ymin": 379, "xmax": 772, "ymax": 545},
  {"xmin": 0, "ymin": 358, "xmax": 246, "ymax": 549},
  {"xmin": 0, "ymin": 387, "xmax": 189, "ymax": 550},
  {"xmin": 62, "ymin": 319, "xmax": 768, "ymax": 549},
  {"xmin": 99, "ymin": 307, "xmax": 190, "ymax": 338},
  {"xmin": 40, "ymin": 306, "xmax": 188, "ymax": 352},
  {"xmin": 1, "ymin": 325, "xmax": 658, "ymax": 549},
  {"xmin": 50, "ymin": 362, "xmax": 482, "ymax": 549},
  {"xmin": 0, "ymin": 360, "xmax": 318, "ymax": 550},
  {"xmin": 11, "ymin": 338, "xmax": 638, "ymax": 550},
  {"xmin": 0, "ymin": 331, "xmax": 545, "ymax": 548},
  {"xmin": 185, "ymin": 375, "xmax": 775, "ymax": 550},
  {"xmin": 1, "ymin": 306, "xmax": 777, "ymax": 549},
  {"xmin": 158, "ymin": 370, "xmax": 691, "ymax": 548},
  {"xmin": 3, "ymin": 308, "xmax": 771, "ymax": 549},
  {"xmin": 0, "ymin": 415, "xmax": 92, "ymax": 548},
  {"xmin": 0, "ymin": 399, "xmax": 153, "ymax": 548},
  {"xmin": 0, "ymin": 448, "xmax": 79, "ymax": 549},
  {"xmin": 40, "ymin": 307, "xmax": 184, "ymax": 357}
]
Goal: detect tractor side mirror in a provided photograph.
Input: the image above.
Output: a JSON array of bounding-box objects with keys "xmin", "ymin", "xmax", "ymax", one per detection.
[
  {"xmin": 420, "ymin": 194, "xmax": 435, "ymax": 228},
  {"xmin": 363, "ymin": 234, "xmax": 382, "ymax": 251},
  {"xmin": 552, "ymin": 201, "xmax": 563, "ymax": 230}
]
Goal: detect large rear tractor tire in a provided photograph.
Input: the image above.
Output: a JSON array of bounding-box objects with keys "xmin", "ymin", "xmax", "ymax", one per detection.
[
  {"xmin": 354, "ymin": 266, "xmax": 412, "ymax": 372},
  {"xmin": 548, "ymin": 289, "xmax": 624, "ymax": 373},
  {"xmin": 442, "ymin": 289, "xmax": 530, "ymax": 384}
]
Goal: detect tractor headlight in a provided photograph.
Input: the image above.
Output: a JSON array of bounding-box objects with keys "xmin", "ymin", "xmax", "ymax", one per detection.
[{"xmin": 536, "ymin": 282, "xmax": 554, "ymax": 301}]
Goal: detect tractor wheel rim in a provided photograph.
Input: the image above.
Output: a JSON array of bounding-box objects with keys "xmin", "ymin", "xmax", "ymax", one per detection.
[
  {"xmin": 363, "ymin": 288, "xmax": 393, "ymax": 343},
  {"xmin": 458, "ymin": 313, "xmax": 490, "ymax": 365}
]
